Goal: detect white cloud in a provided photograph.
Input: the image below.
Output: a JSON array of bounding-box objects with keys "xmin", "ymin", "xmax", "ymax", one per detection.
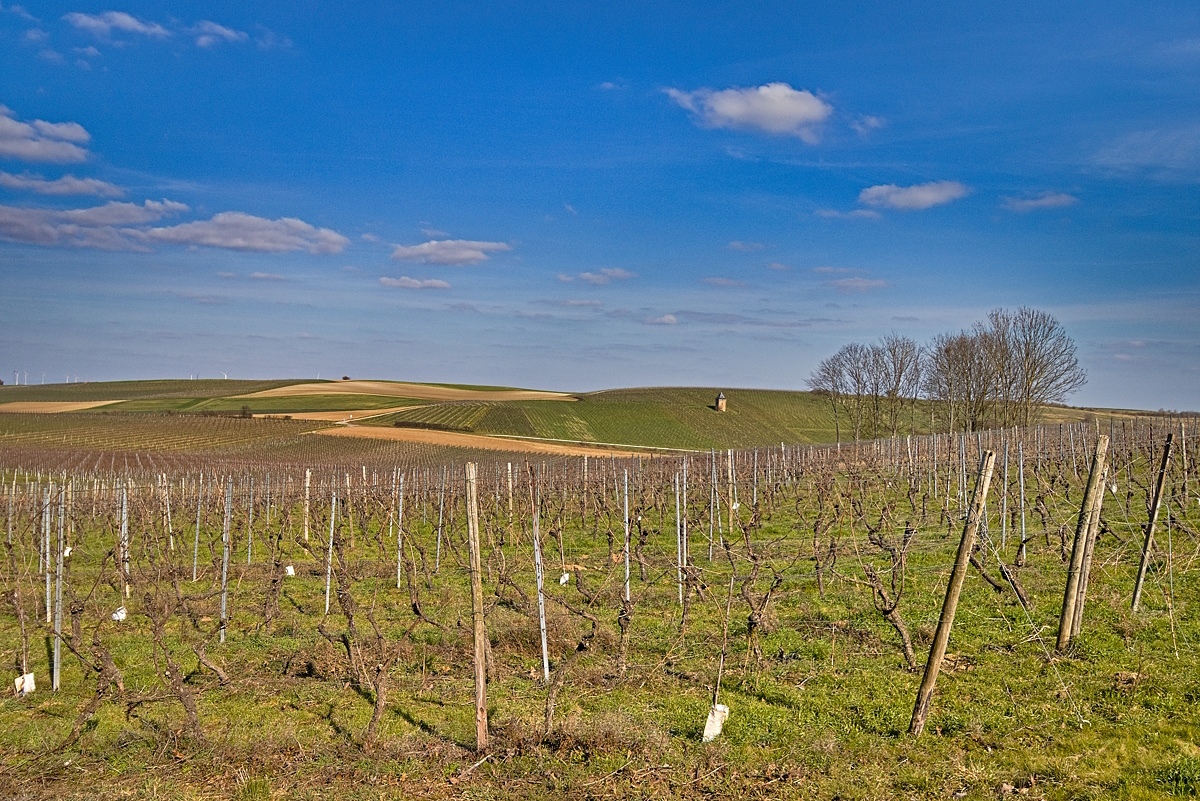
[
  {"xmin": 23, "ymin": 28, "xmax": 47, "ymax": 42},
  {"xmin": 379, "ymin": 276, "xmax": 451, "ymax": 289},
  {"xmin": 138, "ymin": 212, "xmax": 349, "ymax": 253},
  {"xmin": 250, "ymin": 272, "xmax": 284, "ymax": 281},
  {"xmin": 39, "ymin": 48, "xmax": 65, "ymax": 63},
  {"xmin": 0, "ymin": 105, "xmax": 90, "ymax": 162},
  {"xmin": 1001, "ymin": 191, "xmax": 1079, "ymax": 212},
  {"xmin": 0, "ymin": 199, "xmax": 183, "ymax": 248},
  {"xmin": 390, "ymin": 238, "xmax": 510, "ymax": 265},
  {"xmin": 566, "ymin": 267, "xmax": 637, "ymax": 285},
  {"xmin": 0, "ymin": 204, "xmax": 141, "ymax": 249},
  {"xmin": 858, "ymin": 180, "xmax": 969, "ymax": 210},
  {"xmin": 63, "ymin": 11, "xmax": 169, "ymax": 38},
  {"xmin": 646, "ymin": 314, "xmax": 678, "ymax": 325},
  {"xmin": 2, "ymin": 4, "xmax": 37, "ymax": 21},
  {"xmin": 814, "ymin": 208, "xmax": 880, "ymax": 219},
  {"xmin": 59, "ymin": 198, "xmax": 185, "ymax": 225},
  {"xmin": 666, "ymin": 82, "xmax": 832, "ymax": 142},
  {"xmin": 1093, "ymin": 125, "xmax": 1200, "ymax": 172},
  {"xmin": 193, "ymin": 20, "xmax": 248, "ymax": 48},
  {"xmin": 829, "ymin": 277, "xmax": 888, "ymax": 293},
  {"xmin": 702, "ymin": 277, "xmax": 747, "ymax": 287},
  {"xmin": 727, "ymin": 240, "xmax": 763, "ymax": 251},
  {"xmin": 851, "ymin": 115, "xmax": 885, "ymax": 136}
]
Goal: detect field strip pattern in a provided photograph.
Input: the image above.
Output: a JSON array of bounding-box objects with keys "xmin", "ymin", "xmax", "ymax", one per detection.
[{"xmin": 237, "ymin": 380, "xmax": 573, "ymax": 402}]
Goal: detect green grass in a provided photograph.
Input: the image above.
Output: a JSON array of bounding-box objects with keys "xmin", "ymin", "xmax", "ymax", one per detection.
[
  {"xmin": 372, "ymin": 387, "xmax": 876, "ymax": 448},
  {"xmin": 0, "ymin": 445, "xmax": 1194, "ymax": 799}
]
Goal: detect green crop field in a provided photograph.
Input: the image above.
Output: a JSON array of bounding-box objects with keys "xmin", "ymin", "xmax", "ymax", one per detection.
[{"xmin": 0, "ymin": 379, "xmax": 308, "ymax": 403}]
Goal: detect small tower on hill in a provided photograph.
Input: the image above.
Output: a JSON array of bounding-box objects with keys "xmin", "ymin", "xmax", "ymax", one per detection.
[{"xmin": 715, "ymin": 392, "xmax": 727, "ymax": 412}]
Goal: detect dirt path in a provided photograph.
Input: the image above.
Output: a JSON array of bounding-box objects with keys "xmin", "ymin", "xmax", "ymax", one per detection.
[
  {"xmin": 238, "ymin": 380, "xmax": 572, "ymax": 402},
  {"xmin": 0, "ymin": 400, "xmax": 124, "ymax": 413},
  {"xmin": 314, "ymin": 424, "xmax": 639, "ymax": 457}
]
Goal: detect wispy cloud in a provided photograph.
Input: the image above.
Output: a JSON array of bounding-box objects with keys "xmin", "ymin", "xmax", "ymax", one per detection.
[
  {"xmin": 814, "ymin": 208, "xmax": 879, "ymax": 219},
  {"xmin": 250, "ymin": 272, "xmax": 285, "ymax": 281},
  {"xmin": 646, "ymin": 313, "xmax": 678, "ymax": 325},
  {"xmin": 0, "ymin": 105, "xmax": 90, "ymax": 163},
  {"xmin": 701, "ymin": 277, "xmax": 747, "ymax": 287},
  {"xmin": 727, "ymin": 240, "xmax": 763, "ymax": 251},
  {"xmin": 851, "ymin": 115, "xmax": 885, "ymax": 136},
  {"xmin": 379, "ymin": 276, "xmax": 450, "ymax": 289},
  {"xmin": 1001, "ymin": 191, "xmax": 1078, "ymax": 212},
  {"xmin": 2, "ymin": 4, "xmax": 37, "ymax": 21},
  {"xmin": 666, "ymin": 82, "xmax": 833, "ymax": 143},
  {"xmin": 138, "ymin": 212, "xmax": 349, "ymax": 253},
  {"xmin": 1093, "ymin": 126, "xmax": 1200, "ymax": 173},
  {"xmin": 63, "ymin": 11, "xmax": 170, "ymax": 38},
  {"xmin": 828, "ymin": 276, "xmax": 888, "ymax": 293},
  {"xmin": 765, "ymin": 262, "xmax": 790, "ymax": 271},
  {"xmin": 559, "ymin": 267, "xmax": 637, "ymax": 285},
  {"xmin": 193, "ymin": 20, "xmax": 248, "ymax": 48},
  {"xmin": 391, "ymin": 238, "xmax": 510, "ymax": 265},
  {"xmin": 812, "ymin": 266, "xmax": 855, "ymax": 274},
  {"xmin": 858, "ymin": 180, "xmax": 969, "ymax": 210}
]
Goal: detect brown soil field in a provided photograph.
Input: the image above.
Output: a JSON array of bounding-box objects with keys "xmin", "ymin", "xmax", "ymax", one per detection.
[
  {"xmin": 315, "ymin": 423, "xmax": 639, "ymax": 457},
  {"xmin": 0, "ymin": 400, "xmax": 124, "ymax": 413},
  {"xmin": 238, "ymin": 380, "xmax": 572, "ymax": 402},
  {"xmin": 254, "ymin": 405, "xmax": 424, "ymax": 422}
]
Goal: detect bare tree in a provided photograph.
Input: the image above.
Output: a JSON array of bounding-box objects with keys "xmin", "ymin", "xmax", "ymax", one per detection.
[{"xmin": 1009, "ymin": 307, "xmax": 1087, "ymax": 425}]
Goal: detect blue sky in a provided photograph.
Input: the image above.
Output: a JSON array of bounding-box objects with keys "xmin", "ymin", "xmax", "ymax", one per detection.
[{"xmin": 1, "ymin": 2, "xmax": 1197, "ymax": 409}]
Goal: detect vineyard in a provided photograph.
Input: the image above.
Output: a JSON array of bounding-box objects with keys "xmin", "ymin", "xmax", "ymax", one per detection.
[{"xmin": 1, "ymin": 417, "xmax": 1198, "ymax": 799}]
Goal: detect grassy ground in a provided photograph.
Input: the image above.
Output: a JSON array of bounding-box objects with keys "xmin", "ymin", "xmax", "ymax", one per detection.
[
  {"xmin": 0, "ymin": 446, "xmax": 1196, "ymax": 799},
  {"xmin": 0, "ymin": 379, "xmax": 307, "ymax": 403}
]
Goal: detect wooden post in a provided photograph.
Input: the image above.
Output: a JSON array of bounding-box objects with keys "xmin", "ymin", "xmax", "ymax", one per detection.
[
  {"xmin": 1070, "ymin": 466, "xmax": 1107, "ymax": 639},
  {"xmin": 1132, "ymin": 434, "xmax": 1173, "ymax": 611},
  {"xmin": 303, "ymin": 469, "xmax": 311, "ymax": 543},
  {"xmin": 623, "ymin": 469, "xmax": 630, "ymax": 602},
  {"xmin": 910, "ymin": 449, "xmax": 996, "ymax": 737},
  {"xmin": 193, "ymin": 473, "xmax": 204, "ymax": 580},
  {"xmin": 394, "ymin": 472, "xmax": 404, "ymax": 590},
  {"xmin": 324, "ymin": 490, "xmax": 338, "ymax": 616},
  {"xmin": 531, "ymin": 476, "xmax": 550, "ymax": 683},
  {"xmin": 1056, "ymin": 435, "xmax": 1109, "ymax": 651},
  {"xmin": 53, "ymin": 487, "xmax": 64, "ymax": 691},
  {"xmin": 220, "ymin": 478, "xmax": 232, "ymax": 644},
  {"xmin": 465, "ymin": 462, "xmax": 488, "ymax": 751}
]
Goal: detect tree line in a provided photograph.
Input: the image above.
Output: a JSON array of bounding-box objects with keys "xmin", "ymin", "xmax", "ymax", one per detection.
[{"xmin": 807, "ymin": 307, "xmax": 1087, "ymax": 440}]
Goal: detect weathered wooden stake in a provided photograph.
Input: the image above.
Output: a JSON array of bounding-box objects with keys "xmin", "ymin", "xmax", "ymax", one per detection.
[
  {"xmin": 465, "ymin": 462, "xmax": 488, "ymax": 751},
  {"xmin": 324, "ymin": 490, "xmax": 337, "ymax": 616},
  {"xmin": 220, "ymin": 478, "xmax": 232, "ymax": 644},
  {"xmin": 531, "ymin": 477, "xmax": 550, "ymax": 683},
  {"xmin": 1132, "ymin": 434, "xmax": 1173, "ymax": 611},
  {"xmin": 193, "ymin": 473, "xmax": 204, "ymax": 581},
  {"xmin": 53, "ymin": 487, "xmax": 64, "ymax": 691},
  {"xmin": 302, "ymin": 468, "xmax": 311, "ymax": 542},
  {"xmin": 910, "ymin": 449, "xmax": 996, "ymax": 737},
  {"xmin": 1071, "ymin": 462, "xmax": 1108, "ymax": 639},
  {"xmin": 1056, "ymin": 435, "xmax": 1109, "ymax": 651}
]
